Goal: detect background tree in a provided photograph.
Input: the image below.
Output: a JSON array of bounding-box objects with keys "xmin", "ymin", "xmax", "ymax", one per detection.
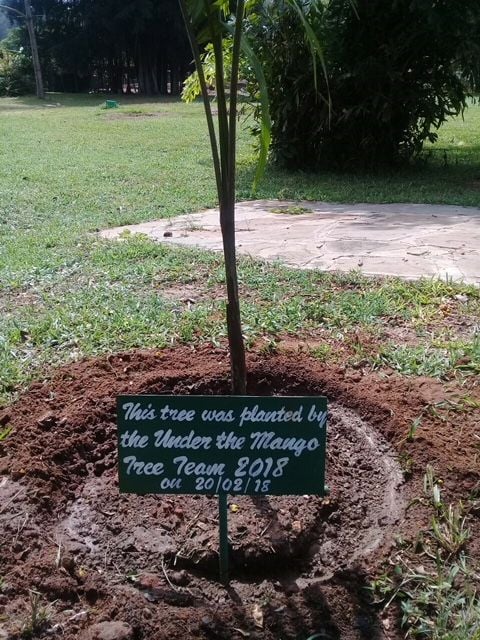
[
  {"xmin": 0, "ymin": 0, "xmax": 43, "ymax": 97},
  {"xmin": 0, "ymin": 28, "xmax": 34, "ymax": 95},
  {"xmin": 0, "ymin": 9, "xmax": 12, "ymax": 39},
  {"xmin": 1, "ymin": 0, "xmax": 192, "ymax": 94},
  {"xmin": 23, "ymin": 0, "xmax": 44, "ymax": 97}
]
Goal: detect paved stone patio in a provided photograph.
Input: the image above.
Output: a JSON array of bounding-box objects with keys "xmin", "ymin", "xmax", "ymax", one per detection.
[{"xmin": 101, "ymin": 200, "xmax": 480, "ymax": 285}]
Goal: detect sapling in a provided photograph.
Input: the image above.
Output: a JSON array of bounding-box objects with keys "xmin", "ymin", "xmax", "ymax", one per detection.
[{"xmin": 179, "ymin": 0, "xmax": 323, "ymax": 394}]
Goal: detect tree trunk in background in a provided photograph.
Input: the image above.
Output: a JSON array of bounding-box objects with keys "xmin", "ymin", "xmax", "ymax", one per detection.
[
  {"xmin": 24, "ymin": 0, "xmax": 44, "ymax": 98},
  {"xmin": 150, "ymin": 59, "xmax": 159, "ymax": 95},
  {"xmin": 159, "ymin": 62, "xmax": 168, "ymax": 94},
  {"xmin": 137, "ymin": 57, "xmax": 146, "ymax": 94},
  {"xmin": 170, "ymin": 65, "xmax": 179, "ymax": 95},
  {"xmin": 137, "ymin": 54, "xmax": 159, "ymax": 95}
]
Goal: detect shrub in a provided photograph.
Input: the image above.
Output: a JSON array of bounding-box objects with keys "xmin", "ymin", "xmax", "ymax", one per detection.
[
  {"xmin": 251, "ymin": 0, "xmax": 480, "ymax": 170},
  {"xmin": 0, "ymin": 29, "xmax": 34, "ymax": 96}
]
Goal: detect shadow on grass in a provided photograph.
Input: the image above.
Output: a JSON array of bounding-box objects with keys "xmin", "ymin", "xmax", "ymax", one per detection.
[{"xmin": 235, "ymin": 150, "xmax": 480, "ymax": 209}]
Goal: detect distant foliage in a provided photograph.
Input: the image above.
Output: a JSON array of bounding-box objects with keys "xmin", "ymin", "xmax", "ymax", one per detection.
[
  {"xmin": 251, "ymin": 0, "xmax": 480, "ymax": 169},
  {"xmin": 0, "ymin": 9, "xmax": 12, "ymax": 40},
  {"xmin": 2, "ymin": 0, "xmax": 191, "ymax": 95},
  {"xmin": 0, "ymin": 29, "xmax": 33, "ymax": 96}
]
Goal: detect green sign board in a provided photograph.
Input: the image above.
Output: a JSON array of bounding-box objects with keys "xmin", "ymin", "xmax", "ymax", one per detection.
[{"xmin": 117, "ymin": 395, "xmax": 327, "ymax": 496}]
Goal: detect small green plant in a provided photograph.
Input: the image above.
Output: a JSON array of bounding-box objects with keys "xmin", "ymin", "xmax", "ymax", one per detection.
[
  {"xmin": 406, "ymin": 415, "xmax": 422, "ymax": 442},
  {"xmin": 269, "ymin": 205, "xmax": 312, "ymax": 215},
  {"xmin": 258, "ymin": 338, "xmax": 278, "ymax": 355},
  {"xmin": 398, "ymin": 452, "xmax": 414, "ymax": 477},
  {"xmin": 373, "ymin": 344, "xmax": 452, "ymax": 378},
  {"xmin": 430, "ymin": 503, "xmax": 469, "ymax": 557},
  {"xmin": 372, "ymin": 466, "xmax": 480, "ymax": 639},
  {"xmin": 442, "ymin": 396, "xmax": 480, "ymax": 413},
  {"xmin": 0, "ymin": 425, "xmax": 12, "ymax": 441},
  {"xmin": 424, "ymin": 466, "xmax": 470, "ymax": 558},
  {"xmin": 22, "ymin": 590, "xmax": 49, "ymax": 638},
  {"xmin": 310, "ymin": 343, "xmax": 332, "ymax": 362}
]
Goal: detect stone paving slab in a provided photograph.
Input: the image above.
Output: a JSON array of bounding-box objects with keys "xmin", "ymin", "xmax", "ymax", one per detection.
[{"xmin": 100, "ymin": 200, "xmax": 480, "ymax": 285}]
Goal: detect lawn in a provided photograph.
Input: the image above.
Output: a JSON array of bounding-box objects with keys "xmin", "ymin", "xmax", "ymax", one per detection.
[
  {"xmin": 1, "ymin": 94, "xmax": 479, "ymax": 404},
  {"xmin": 0, "ymin": 94, "xmax": 479, "ymax": 639}
]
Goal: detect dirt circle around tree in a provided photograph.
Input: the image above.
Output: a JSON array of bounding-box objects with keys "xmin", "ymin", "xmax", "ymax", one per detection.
[
  {"xmin": 0, "ymin": 346, "xmax": 478, "ymax": 640},
  {"xmin": 52, "ymin": 401, "xmax": 404, "ymax": 576}
]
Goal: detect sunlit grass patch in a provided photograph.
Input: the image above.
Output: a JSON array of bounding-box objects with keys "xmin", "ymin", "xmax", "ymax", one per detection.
[{"xmin": 371, "ymin": 336, "xmax": 480, "ymax": 379}]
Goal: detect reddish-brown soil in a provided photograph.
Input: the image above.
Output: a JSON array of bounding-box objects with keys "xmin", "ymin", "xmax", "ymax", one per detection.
[{"xmin": 0, "ymin": 346, "xmax": 478, "ymax": 640}]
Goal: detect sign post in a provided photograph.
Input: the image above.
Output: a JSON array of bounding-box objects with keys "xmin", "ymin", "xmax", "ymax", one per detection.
[
  {"xmin": 117, "ymin": 395, "xmax": 327, "ymax": 583},
  {"xmin": 218, "ymin": 493, "xmax": 229, "ymax": 584}
]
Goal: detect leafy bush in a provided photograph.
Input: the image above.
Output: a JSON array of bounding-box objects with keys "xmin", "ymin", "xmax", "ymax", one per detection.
[
  {"xmin": 251, "ymin": 0, "xmax": 480, "ymax": 169},
  {"xmin": 0, "ymin": 29, "xmax": 34, "ymax": 96},
  {"xmin": 182, "ymin": 39, "xmax": 233, "ymax": 103}
]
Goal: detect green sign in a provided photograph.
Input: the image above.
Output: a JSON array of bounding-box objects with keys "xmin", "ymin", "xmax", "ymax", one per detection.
[{"xmin": 117, "ymin": 395, "xmax": 327, "ymax": 496}]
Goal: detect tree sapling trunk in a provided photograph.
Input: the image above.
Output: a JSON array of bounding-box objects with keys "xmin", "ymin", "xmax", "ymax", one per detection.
[{"xmin": 179, "ymin": 0, "xmax": 247, "ymax": 394}]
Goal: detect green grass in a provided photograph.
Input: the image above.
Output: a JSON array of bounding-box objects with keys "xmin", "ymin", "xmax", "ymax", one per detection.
[
  {"xmin": 372, "ymin": 467, "xmax": 480, "ymax": 640},
  {"xmin": 373, "ymin": 338, "xmax": 480, "ymax": 379},
  {"xmin": 1, "ymin": 93, "xmax": 480, "ymax": 403}
]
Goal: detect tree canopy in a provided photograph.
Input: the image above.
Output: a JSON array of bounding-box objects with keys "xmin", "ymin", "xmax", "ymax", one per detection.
[{"xmin": 1, "ymin": 0, "xmax": 191, "ymax": 94}]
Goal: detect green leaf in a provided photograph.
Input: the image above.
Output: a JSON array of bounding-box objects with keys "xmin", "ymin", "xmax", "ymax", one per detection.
[
  {"xmin": 0, "ymin": 425, "xmax": 12, "ymax": 441},
  {"xmin": 239, "ymin": 31, "xmax": 271, "ymax": 191},
  {"xmin": 285, "ymin": 0, "xmax": 328, "ymax": 96}
]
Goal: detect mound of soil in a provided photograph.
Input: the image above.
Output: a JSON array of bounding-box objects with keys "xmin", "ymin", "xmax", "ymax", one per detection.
[{"xmin": 0, "ymin": 346, "xmax": 478, "ymax": 640}]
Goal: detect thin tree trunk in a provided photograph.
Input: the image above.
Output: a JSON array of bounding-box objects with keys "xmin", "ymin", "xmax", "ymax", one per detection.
[
  {"xmin": 209, "ymin": 2, "xmax": 246, "ymax": 395},
  {"xmin": 219, "ymin": 198, "xmax": 246, "ymax": 394},
  {"xmin": 221, "ymin": 0, "xmax": 246, "ymax": 395},
  {"xmin": 179, "ymin": 0, "xmax": 247, "ymax": 394},
  {"xmin": 23, "ymin": 0, "xmax": 44, "ymax": 99},
  {"xmin": 150, "ymin": 59, "xmax": 159, "ymax": 94},
  {"xmin": 159, "ymin": 62, "xmax": 167, "ymax": 95}
]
